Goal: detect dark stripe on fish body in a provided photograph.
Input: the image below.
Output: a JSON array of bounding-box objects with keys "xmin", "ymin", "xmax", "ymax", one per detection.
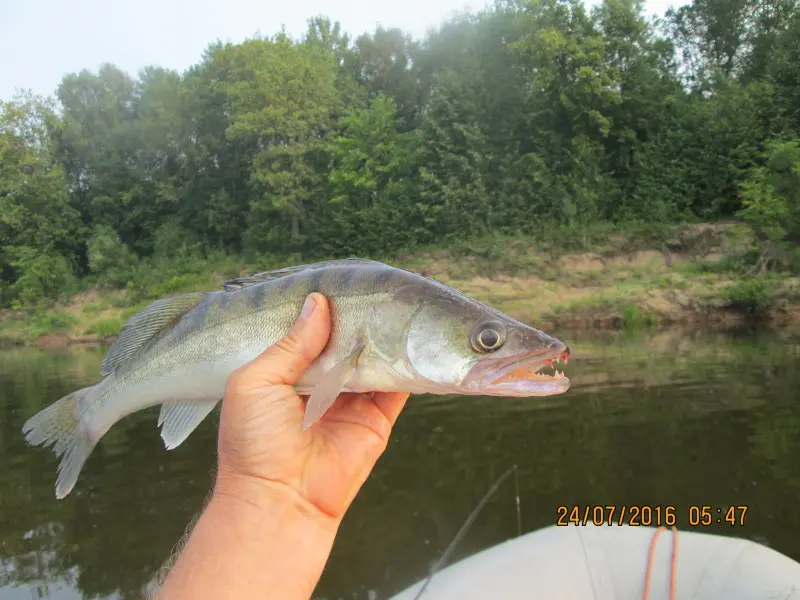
[
  {"xmin": 347, "ymin": 265, "xmax": 368, "ymax": 295},
  {"xmin": 279, "ymin": 274, "xmax": 297, "ymax": 295},
  {"xmin": 177, "ymin": 297, "xmax": 205, "ymax": 340},
  {"xmin": 309, "ymin": 267, "xmax": 325, "ymax": 294},
  {"xmin": 261, "ymin": 277, "xmax": 281, "ymax": 306},
  {"xmin": 191, "ymin": 292, "xmax": 223, "ymax": 334},
  {"xmin": 296, "ymin": 271, "xmax": 315, "ymax": 298},
  {"xmin": 245, "ymin": 280, "xmax": 267, "ymax": 311},
  {"xmin": 216, "ymin": 291, "xmax": 235, "ymax": 322},
  {"xmin": 355, "ymin": 264, "xmax": 390, "ymax": 295},
  {"xmin": 373, "ymin": 267, "xmax": 393, "ymax": 289},
  {"xmin": 335, "ymin": 265, "xmax": 356, "ymax": 293},
  {"xmin": 316, "ymin": 264, "xmax": 344, "ymax": 295}
]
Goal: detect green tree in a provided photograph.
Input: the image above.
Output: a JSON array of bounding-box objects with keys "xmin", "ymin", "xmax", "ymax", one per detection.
[
  {"xmin": 219, "ymin": 35, "xmax": 341, "ymax": 249},
  {"xmin": 178, "ymin": 45, "xmax": 259, "ymax": 252},
  {"xmin": 86, "ymin": 224, "xmax": 137, "ymax": 286},
  {"xmin": 738, "ymin": 137, "xmax": 800, "ymax": 271},
  {"xmin": 766, "ymin": 6, "xmax": 800, "ymax": 129},
  {"xmin": 0, "ymin": 93, "xmax": 80, "ymax": 307},
  {"xmin": 322, "ymin": 95, "xmax": 421, "ymax": 253},
  {"xmin": 54, "ymin": 65, "xmax": 142, "ymax": 250},
  {"xmin": 417, "ymin": 69, "xmax": 492, "ymax": 237},
  {"xmin": 509, "ymin": 0, "xmax": 622, "ymax": 228},
  {"xmin": 348, "ymin": 27, "xmax": 423, "ymax": 130},
  {"xmin": 664, "ymin": 0, "xmax": 798, "ymax": 88},
  {"xmin": 594, "ymin": 0, "xmax": 684, "ymax": 219}
]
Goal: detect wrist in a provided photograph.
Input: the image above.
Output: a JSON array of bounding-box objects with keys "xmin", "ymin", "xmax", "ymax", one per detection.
[
  {"xmin": 157, "ymin": 471, "xmax": 340, "ymax": 599},
  {"xmin": 212, "ymin": 468, "xmax": 341, "ymax": 532}
]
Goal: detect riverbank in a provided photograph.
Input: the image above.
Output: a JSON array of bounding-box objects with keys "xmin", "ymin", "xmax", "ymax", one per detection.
[{"xmin": 2, "ymin": 222, "xmax": 798, "ymax": 348}]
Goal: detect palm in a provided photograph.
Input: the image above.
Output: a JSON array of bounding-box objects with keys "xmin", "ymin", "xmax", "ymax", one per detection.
[{"xmin": 218, "ymin": 381, "xmax": 408, "ymax": 519}]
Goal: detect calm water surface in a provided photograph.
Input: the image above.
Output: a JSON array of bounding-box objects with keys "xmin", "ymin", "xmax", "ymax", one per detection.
[{"xmin": 1, "ymin": 327, "xmax": 799, "ymax": 599}]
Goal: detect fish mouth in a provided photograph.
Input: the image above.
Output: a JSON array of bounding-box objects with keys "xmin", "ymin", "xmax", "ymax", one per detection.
[{"xmin": 460, "ymin": 345, "xmax": 571, "ymax": 397}]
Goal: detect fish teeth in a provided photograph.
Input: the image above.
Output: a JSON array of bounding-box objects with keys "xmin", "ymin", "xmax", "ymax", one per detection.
[{"xmin": 534, "ymin": 360, "xmax": 567, "ymax": 378}]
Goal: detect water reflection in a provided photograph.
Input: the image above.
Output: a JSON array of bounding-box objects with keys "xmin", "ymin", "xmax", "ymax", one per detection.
[{"xmin": 1, "ymin": 328, "xmax": 799, "ymax": 599}]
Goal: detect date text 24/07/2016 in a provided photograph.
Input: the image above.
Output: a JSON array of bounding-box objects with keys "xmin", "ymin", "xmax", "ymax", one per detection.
[{"xmin": 555, "ymin": 505, "xmax": 748, "ymax": 527}]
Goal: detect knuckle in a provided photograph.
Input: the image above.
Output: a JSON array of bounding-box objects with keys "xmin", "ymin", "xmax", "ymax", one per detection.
[
  {"xmin": 274, "ymin": 329, "xmax": 316, "ymax": 365},
  {"xmin": 274, "ymin": 330, "xmax": 305, "ymax": 356}
]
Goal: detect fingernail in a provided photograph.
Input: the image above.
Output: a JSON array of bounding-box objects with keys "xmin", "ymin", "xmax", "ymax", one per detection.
[{"xmin": 300, "ymin": 294, "xmax": 316, "ymax": 320}]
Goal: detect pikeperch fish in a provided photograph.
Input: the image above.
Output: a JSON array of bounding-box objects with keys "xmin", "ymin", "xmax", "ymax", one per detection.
[{"xmin": 22, "ymin": 258, "xmax": 570, "ymax": 499}]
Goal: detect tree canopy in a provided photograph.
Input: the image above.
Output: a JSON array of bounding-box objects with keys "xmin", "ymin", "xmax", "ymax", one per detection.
[{"xmin": 2, "ymin": 0, "xmax": 799, "ymax": 308}]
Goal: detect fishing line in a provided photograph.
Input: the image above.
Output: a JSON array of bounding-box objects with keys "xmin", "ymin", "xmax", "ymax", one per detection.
[
  {"xmin": 513, "ymin": 465, "xmax": 521, "ymax": 537},
  {"xmin": 576, "ymin": 526, "xmax": 600, "ymax": 600},
  {"xmin": 412, "ymin": 464, "xmax": 520, "ymax": 600}
]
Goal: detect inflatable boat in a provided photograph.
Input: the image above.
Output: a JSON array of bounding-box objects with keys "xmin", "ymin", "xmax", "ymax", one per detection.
[{"xmin": 389, "ymin": 524, "xmax": 800, "ymax": 599}]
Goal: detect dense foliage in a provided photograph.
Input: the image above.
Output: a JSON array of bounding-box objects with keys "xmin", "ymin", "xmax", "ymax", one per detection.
[{"xmin": 2, "ymin": 0, "xmax": 799, "ymax": 308}]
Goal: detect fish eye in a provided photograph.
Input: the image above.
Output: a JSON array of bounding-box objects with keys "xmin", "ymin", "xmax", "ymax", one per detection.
[{"xmin": 471, "ymin": 323, "xmax": 505, "ymax": 352}]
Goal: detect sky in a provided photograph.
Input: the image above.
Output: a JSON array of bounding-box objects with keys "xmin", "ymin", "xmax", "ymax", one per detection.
[{"xmin": 0, "ymin": 0, "xmax": 676, "ymax": 102}]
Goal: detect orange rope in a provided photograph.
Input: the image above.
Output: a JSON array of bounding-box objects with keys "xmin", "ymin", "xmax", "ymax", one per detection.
[{"xmin": 642, "ymin": 526, "xmax": 679, "ymax": 600}]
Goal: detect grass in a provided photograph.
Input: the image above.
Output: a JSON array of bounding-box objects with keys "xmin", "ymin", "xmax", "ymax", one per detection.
[
  {"xmin": 85, "ymin": 318, "xmax": 126, "ymax": 337},
  {"xmin": 0, "ymin": 311, "xmax": 78, "ymax": 345}
]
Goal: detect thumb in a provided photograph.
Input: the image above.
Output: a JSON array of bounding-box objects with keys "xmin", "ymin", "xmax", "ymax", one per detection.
[{"xmin": 234, "ymin": 292, "xmax": 331, "ymax": 387}]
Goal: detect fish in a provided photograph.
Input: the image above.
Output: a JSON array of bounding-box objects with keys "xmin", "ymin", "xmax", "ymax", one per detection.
[{"xmin": 22, "ymin": 258, "xmax": 571, "ymax": 499}]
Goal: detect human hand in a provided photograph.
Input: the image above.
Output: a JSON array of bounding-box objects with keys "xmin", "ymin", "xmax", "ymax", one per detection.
[{"xmin": 213, "ymin": 292, "xmax": 409, "ymax": 521}]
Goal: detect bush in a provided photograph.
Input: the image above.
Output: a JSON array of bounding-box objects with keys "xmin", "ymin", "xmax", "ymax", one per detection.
[
  {"xmin": 87, "ymin": 225, "xmax": 137, "ymax": 287},
  {"xmin": 153, "ymin": 218, "xmax": 202, "ymax": 260},
  {"xmin": 4, "ymin": 248, "xmax": 76, "ymax": 309},
  {"xmin": 23, "ymin": 311, "xmax": 77, "ymax": 339},
  {"xmin": 621, "ymin": 304, "xmax": 657, "ymax": 328},
  {"xmin": 86, "ymin": 318, "xmax": 125, "ymax": 337},
  {"xmin": 737, "ymin": 137, "xmax": 800, "ymax": 273},
  {"xmin": 724, "ymin": 278, "xmax": 778, "ymax": 314}
]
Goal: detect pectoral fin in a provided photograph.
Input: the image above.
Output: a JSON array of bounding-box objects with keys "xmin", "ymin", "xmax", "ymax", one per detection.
[{"xmin": 302, "ymin": 346, "xmax": 364, "ymax": 431}]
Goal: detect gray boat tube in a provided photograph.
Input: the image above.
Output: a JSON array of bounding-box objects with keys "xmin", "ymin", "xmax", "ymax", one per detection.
[{"xmin": 388, "ymin": 524, "xmax": 800, "ymax": 600}]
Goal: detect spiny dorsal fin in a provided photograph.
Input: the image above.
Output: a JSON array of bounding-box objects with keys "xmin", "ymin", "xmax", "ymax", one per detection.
[
  {"xmin": 100, "ymin": 292, "xmax": 207, "ymax": 377},
  {"xmin": 221, "ymin": 258, "xmax": 386, "ymax": 292}
]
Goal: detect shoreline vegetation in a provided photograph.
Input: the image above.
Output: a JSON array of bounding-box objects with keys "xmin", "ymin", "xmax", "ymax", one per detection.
[
  {"xmin": 3, "ymin": 0, "xmax": 799, "ymax": 346},
  {"xmin": 2, "ymin": 222, "xmax": 798, "ymax": 348}
]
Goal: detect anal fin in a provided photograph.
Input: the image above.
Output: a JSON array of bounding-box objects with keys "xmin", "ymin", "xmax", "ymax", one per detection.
[{"xmin": 158, "ymin": 399, "xmax": 219, "ymax": 450}]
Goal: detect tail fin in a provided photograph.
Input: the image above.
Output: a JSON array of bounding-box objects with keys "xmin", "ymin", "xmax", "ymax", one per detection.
[{"xmin": 22, "ymin": 387, "xmax": 96, "ymax": 499}]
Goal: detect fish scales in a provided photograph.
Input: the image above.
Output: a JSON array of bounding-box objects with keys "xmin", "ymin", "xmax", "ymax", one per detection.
[{"xmin": 85, "ymin": 264, "xmax": 406, "ymax": 421}]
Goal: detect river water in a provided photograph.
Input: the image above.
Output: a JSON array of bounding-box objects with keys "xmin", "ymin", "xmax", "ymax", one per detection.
[{"xmin": 1, "ymin": 327, "xmax": 799, "ymax": 599}]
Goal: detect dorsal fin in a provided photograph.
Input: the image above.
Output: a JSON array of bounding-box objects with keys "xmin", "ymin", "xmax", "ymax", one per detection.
[
  {"xmin": 221, "ymin": 258, "xmax": 386, "ymax": 291},
  {"xmin": 100, "ymin": 292, "xmax": 207, "ymax": 377}
]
